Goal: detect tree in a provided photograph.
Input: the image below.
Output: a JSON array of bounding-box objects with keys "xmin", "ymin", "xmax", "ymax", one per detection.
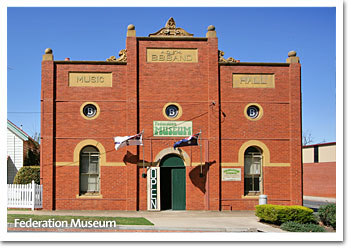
[
  {"xmin": 23, "ymin": 136, "xmax": 40, "ymax": 166},
  {"xmin": 302, "ymin": 130, "xmax": 314, "ymax": 146},
  {"xmin": 24, "ymin": 148, "xmax": 40, "ymax": 166},
  {"xmin": 32, "ymin": 132, "xmax": 40, "ymax": 144}
]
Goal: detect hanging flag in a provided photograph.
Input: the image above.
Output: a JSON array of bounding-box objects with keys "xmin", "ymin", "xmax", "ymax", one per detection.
[
  {"xmin": 173, "ymin": 133, "xmax": 200, "ymax": 149},
  {"xmin": 114, "ymin": 132, "xmax": 143, "ymax": 151}
]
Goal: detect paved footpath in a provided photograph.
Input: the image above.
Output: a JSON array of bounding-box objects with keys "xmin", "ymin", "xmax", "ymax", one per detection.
[{"xmin": 7, "ymin": 210, "xmax": 285, "ymax": 232}]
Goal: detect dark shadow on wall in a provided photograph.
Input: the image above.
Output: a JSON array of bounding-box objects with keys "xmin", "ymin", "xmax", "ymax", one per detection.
[
  {"xmin": 189, "ymin": 160, "xmax": 216, "ymax": 194},
  {"xmin": 122, "ymin": 150, "xmax": 160, "ymax": 167},
  {"xmin": 123, "ymin": 151, "xmax": 139, "ymax": 164}
]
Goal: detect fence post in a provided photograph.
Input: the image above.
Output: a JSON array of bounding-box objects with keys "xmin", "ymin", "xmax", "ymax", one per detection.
[{"xmin": 31, "ymin": 180, "xmax": 35, "ymax": 211}]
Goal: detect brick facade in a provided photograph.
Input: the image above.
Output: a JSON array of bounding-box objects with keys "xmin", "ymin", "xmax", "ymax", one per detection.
[
  {"xmin": 40, "ymin": 19, "xmax": 302, "ymax": 210},
  {"xmin": 302, "ymin": 143, "xmax": 336, "ymax": 198},
  {"xmin": 303, "ymin": 162, "xmax": 336, "ymax": 198}
]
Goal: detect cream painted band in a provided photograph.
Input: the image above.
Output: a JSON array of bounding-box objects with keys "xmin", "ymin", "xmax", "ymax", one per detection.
[
  {"xmin": 80, "ymin": 102, "xmax": 100, "ymax": 120},
  {"xmin": 191, "ymin": 162, "xmax": 205, "ymax": 166},
  {"xmin": 76, "ymin": 194, "xmax": 103, "ymax": 199},
  {"xmin": 221, "ymin": 162, "xmax": 290, "ymax": 167},
  {"xmin": 69, "ymin": 72, "xmax": 112, "ymax": 87},
  {"xmin": 55, "ymin": 139, "xmax": 127, "ymax": 167},
  {"xmin": 222, "ymin": 140, "xmax": 290, "ymax": 167},
  {"xmin": 241, "ymin": 195, "xmax": 259, "ymax": 199},
  {"xmin": 55, "ymin": 162, "xmax": 79, "ymax": 166},
  {"xmin": 56, "ymin": 140, "xmax": 288, "ymax": 167},
  {"xmin": 146, "ymin": 48, "xmax": 198, "ymax": 63},
  {"xmin": 101, "ymin": 162, "xmax": 127, "ymax": 166},
  {"xmin": 162, "ymin": 102, "xmax": 183, "ymax": 120},
  {"xmin": 55, "ymin": 162, "xmax": 126, "ymax": 167},
  {"xmin": 244, "ymin": 103, "xmax": 263, "ymax": 121},
  {"xmin": 153, "ymin": 147, "xmax": 191, "ymax": 167}
]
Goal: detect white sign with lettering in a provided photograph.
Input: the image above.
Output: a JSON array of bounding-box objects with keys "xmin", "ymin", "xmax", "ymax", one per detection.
[
  {"xmin": 147, "ymin": 167, "xmax": 160, "ymax": 211},
  {"xmin": 221, "ymin": 168, "xmax": 242, "ymax": 181}
]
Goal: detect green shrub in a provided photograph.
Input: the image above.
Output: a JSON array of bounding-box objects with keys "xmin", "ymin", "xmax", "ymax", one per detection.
[
  {"xmin": 255, "ymin": 204, "xmax": 316, "ymax": 225},
  {"xmin": 13, "ymin": 166, "xmax": 40, "ymax": 184},
  {"xmin": 281, "ymin": 221, "xmax": 326, "ymax": 232},
  {"xmin": 318, "ymin": 203, "xmax": 336, "ymax": 229}
]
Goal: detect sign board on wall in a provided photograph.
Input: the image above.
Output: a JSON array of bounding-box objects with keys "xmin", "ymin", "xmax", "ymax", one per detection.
[
  {"xmin": 147, "ymin": 167, "xmax": 160, "ymax": 211},
  {"xmin": 150, "ymin": 168, "xmax": 158, "ymax": 210},
  {"xmin": 146, "ymin": 49, "xmax": 198, "ymax": 63},
  {"xmin": 221, "ymin": 168, "xmax": 241, "ymax": 181},
  {"xmin": 69, "ymin": 72, "xmax": 112, "ymax": 87},
  {"xmin": 153, "ymin": 121, "xmax": 192, "ymax": 137},
  {"xmin": 232, "ymin": 74, "xmax": 275, "ymax": 88}
]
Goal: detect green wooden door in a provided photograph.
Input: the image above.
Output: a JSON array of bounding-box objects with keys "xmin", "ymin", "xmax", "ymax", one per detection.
[
  {"xmin": 160, "ymin": 154, "xmax": 184, "ymax": 168},
  {"xmin": 160, "ymin": 154, "xmax": 186, "ymax": 210},
  {"xmin": 172, "ymin": 167, "xmax": 186, "ymax": 210}
]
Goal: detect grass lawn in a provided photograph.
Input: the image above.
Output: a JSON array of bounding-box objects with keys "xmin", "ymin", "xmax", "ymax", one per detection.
[
  {"xmin": 7, "ymin": 208, "xmax": 32, "ymax": 211},
  {"xmin": 8, "ymin": 214, "xmax": 154, "ymax": 226}
]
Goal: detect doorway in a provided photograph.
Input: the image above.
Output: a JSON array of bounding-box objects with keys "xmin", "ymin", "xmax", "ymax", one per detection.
[{"xmin": 160, "ymin": 154, "xmax": 186, "ymax": 210}]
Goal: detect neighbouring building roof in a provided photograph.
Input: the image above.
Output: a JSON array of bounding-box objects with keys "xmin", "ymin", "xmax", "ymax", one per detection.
[
  {"xmin": 303, "ymin": 142, "xmax": 336, "ymax": 148},
  {"xmin": 7, "ymin": 120, "xmax": 29, "ymax": 141}
]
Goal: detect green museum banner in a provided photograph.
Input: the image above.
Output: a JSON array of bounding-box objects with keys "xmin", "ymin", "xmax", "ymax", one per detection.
[{"xmin": 153, "ymin": 121, "xmax": 192, "ymax": 137}]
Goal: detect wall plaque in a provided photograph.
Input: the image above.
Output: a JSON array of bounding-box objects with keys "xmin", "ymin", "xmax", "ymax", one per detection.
[
  {"xmin": 153, "ymin": 121, "xmax": 192, "ymax": 137},
  {"xmin": 222, "ymin": 168, "xmax": 241, "ymax": 181},
  {"xmin": 69, "ymin": 72, "xmax": 112, "ymax": 87},
  {"xmin": 147, "ymin": 49, "xmax": 198, "ymax": 63},
  {"xmin": 233, "ymin": 74, "xmax": 275, "ymax": 88}
]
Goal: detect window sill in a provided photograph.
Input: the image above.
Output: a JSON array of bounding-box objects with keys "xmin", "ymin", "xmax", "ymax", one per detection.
[{"xmin": 76, "ymin": 194, "xmax": 103, "ymax": 199}]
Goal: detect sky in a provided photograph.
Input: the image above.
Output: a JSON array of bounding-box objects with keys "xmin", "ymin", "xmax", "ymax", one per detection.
[{"xmin": 6, "ymin": 6, "xmax": 336, "ymax": 143}]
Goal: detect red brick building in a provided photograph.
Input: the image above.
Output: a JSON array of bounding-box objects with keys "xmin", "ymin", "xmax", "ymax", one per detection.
[
  {"xmin": 303, "ymin": 142, "xmax": 336, "ymax": 199},
  {"xmin": 40, "ymin": 18, "xmax": 302, "ymax": 211}
]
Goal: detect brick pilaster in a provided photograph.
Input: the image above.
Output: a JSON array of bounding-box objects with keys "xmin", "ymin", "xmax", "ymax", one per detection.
[
  {"xmin": 289, "ymin": 58, "xmax": 303, "ymax": 205},
  {"xmin": 125, "ymin": 33, "xmax": 138, "ymax": 210},
  {"xmin": 207, "ymin": 36, "xmax": 220, "ymax": 210},
  {"xmin": 41, "ymin": 57, "xmax": 55, "ymax": 210}
]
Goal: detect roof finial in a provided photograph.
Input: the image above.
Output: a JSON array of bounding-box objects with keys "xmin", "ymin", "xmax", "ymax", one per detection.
[
  {"xmin": 43, "ymin": 48, "xmax": 53, "ymax": 61},
  {"xmin": 206, "ymin": 25, "xmax": 216, "ymax": 38},
  {"xmin": 149, "ymin": 17, "xmax": 193, "ymax": 37},
  {"xmin": 165, "ymin": 17, "xmax": 176, "ymax": 29},
  {"xmin": 286, "ymin": 50, "xmax": 300, "ymax": 63},
  {"xmin": 127, "ymin": 24, "xmax": 136, "ymax": 37}
]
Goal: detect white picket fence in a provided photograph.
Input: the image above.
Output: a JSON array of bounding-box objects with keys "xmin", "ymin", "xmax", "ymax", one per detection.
[{"xmin": 7, "ymin": 180, "xmax": 43, "ymax": 210}]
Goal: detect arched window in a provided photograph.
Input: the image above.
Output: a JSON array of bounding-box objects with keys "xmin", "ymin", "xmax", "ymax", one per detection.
[
  {"xmin": 244, "ymin": 146, "xmax": 262, "ymax": 196},
  {"xmin": 80, "ymin": 146, "xmax": 100, "ymax": 194}
]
